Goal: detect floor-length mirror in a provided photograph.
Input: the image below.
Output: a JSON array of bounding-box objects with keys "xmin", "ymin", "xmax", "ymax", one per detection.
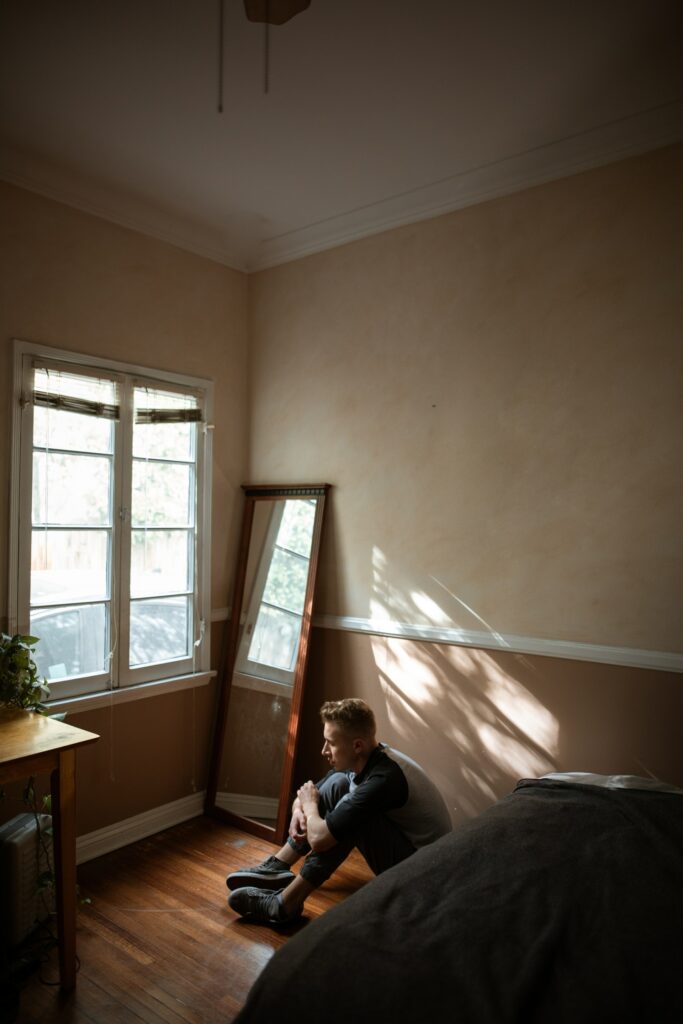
[{"xmin": 206, "ymin": 484, "xmax": 329, "ymax": 843}]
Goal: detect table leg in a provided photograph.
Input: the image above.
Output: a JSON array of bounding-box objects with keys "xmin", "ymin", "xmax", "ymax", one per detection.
[{"xmin": 51, "ymin": 748, "xmax": 77, "ymax": 991}]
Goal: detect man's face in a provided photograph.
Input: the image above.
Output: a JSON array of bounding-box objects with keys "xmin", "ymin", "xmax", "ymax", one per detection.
[{"xmin": 321, "ymin": 722, "xmax": 356, "ymax": 772}]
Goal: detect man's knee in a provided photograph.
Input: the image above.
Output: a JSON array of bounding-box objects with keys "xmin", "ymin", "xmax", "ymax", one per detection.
[{"xmin": 317, "ymin": 772, "xmax": 350, "ymax": 813}]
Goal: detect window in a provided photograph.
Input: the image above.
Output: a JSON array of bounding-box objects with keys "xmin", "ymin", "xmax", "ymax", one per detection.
[{"xmin": 10, "ymin": 341, "xmax": 213, "ymax": 701}]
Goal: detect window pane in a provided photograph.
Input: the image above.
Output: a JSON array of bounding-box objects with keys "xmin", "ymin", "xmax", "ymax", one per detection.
[
  {"xmin": 277, "ymin": 500, "xmax": 316, "ymax": 556},
  {"xmin": 134, "ymin": 421, "xmax": 194, "ymax": 461},
  {"xmin": 31, "ymin": 530, "xmax": 109, "ymax": 605},
  {"xmin": 31, "ymin": 603, "xmax": 108, "ymax": 680},
  {"xmin": 131, "ymin": 461, "xmax": 192, "ymax": 527},
  {"xmin": 34, "ymin": 367, "xmax": 117, "ymax": 448},
  {"xmin": 34, "ymin": 406, "xmax": 113, "ymax": 454},
  {"xmin": 130, "ymin": 529, "xmax": 191, "ymax": 598},
  {"xmin": 129, "ymin": 596, "xmax": 190, "ymax": 667},
  {"xmin": 248, "ymin": 605, "xmax": 301, "ymax": 672},
  {"xmin": 133, "ymin": 388, "xmax": 197, "ymax": 461},
  {"xmin": 262, "ymin": 548, "xmax": 309, "ymax": 615},
  {"xmin": 35, "ymin": 368, "xmax": 117, "ymax": 405},
  {"xmin": 32, "ymin": 452, "xmax": 112, "ymax": 526}
]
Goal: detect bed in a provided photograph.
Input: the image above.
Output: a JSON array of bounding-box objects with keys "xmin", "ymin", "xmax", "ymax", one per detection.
[{"xmin": 235, "ymin": 775, "xmax": 683, "ymax": 1024}]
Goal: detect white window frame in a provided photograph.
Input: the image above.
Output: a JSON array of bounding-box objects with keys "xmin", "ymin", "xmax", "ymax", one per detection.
[{"xmin": 9, "ymin": 339, "xmax": 213, "ymax": 702}]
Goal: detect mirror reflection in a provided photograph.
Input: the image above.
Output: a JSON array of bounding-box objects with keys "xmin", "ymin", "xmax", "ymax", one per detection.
[{"xmin": 213, "ymin": 491, "xmax": 326, "ymax": 835}]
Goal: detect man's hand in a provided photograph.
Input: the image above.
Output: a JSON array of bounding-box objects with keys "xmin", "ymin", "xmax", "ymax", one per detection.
[
  {"xmin": 295, "ymin": 780, "xmax": 335, "ymax": 852},
  {"xmin": 297, "ymin": 781, "xmax": 320, "ymax": 816},
  {"xmin": 289, "ymin": 806, "xmax": 308, "ymax": 843}
]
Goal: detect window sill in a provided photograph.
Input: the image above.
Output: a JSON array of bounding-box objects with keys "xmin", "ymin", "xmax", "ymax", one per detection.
[
  {"xmin": 46, "ymin": 670, "xmax": 216, "ymax": 716},
  {"xmin": 232, "ymin": 672, "xmax": 293, "ymax": 699}
]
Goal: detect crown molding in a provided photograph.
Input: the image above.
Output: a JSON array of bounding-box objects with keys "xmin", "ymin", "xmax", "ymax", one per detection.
[
  {"xmin": 252, "ymin": 99, "xmax": 683, "ymax": 270},
  {"xmin": 2, "ymin": 99, "xmax": 682, "ymax": 273}
]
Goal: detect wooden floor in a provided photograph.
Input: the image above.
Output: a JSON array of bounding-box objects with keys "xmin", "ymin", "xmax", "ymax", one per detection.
[{"xmin": 11, "ymin": 816, "xmax": 373, "ymax": 1024}]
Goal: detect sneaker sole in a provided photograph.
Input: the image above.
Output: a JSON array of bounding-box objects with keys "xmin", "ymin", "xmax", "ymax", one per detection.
[{"xmin": 226, "ymin": 870, "xmax": 295, "ymax": 892}]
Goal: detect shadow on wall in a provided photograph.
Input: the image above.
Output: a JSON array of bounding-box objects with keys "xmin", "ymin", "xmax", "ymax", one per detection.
[
  {"xmin": 368, "ymin": 545, "xmax": 559, "ymax": 818},
  {"xmin": 372, "ymin": 635, "xmax": 559, "ymax": 818}
]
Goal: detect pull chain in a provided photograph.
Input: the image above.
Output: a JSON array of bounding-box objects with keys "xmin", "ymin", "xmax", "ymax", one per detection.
[
  {"xmin": 218, "ymin": 0, "xmax": 225, "ymax": 113},
  {"xmin": 264, "ymin": 3, "xmax": 270, "ymax": 94}
]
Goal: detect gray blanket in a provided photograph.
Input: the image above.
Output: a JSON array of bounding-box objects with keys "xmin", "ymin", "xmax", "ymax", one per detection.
[{"xmin": 235, "ymin": 779, "xmax": 683, "ymax": 1023}]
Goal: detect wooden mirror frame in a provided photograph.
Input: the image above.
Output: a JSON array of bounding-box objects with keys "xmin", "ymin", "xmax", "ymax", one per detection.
[{"xmin": 205, "ymin": 483, "xmax": 330, "ymax": 844}]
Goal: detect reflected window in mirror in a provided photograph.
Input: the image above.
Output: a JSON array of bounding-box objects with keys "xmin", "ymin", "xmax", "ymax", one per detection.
[{"xmin": 235, "ymin": 499, "xmax": 317, "ymax": 691}]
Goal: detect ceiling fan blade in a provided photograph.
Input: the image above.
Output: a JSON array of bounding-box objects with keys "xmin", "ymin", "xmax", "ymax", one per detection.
[{"xmin": 243, "ymin": 0, "xmax": 311, "ymax": 25}]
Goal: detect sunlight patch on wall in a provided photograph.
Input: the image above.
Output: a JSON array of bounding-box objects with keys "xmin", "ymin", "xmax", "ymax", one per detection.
[
  {"xmin": 478, "ymin": 659, "xmax": 558, "ymax": 753},
  {"xmin": 410, "ymin": 590, "xmax": 454, "ymax": 628},
  {"xmin": 369, "ymin": 545, "xmax": 560, "ymax": 785},
  {"xmin": 429, "ymin": 576, "xmax": 508, "ymax": 644},
  {"xmin": 375, "ymin": 633, "xmax": 558, "ymax": 764},
  {"xmin": 475, "ymin": 725, "xmax": 554, "ymax": 779}
]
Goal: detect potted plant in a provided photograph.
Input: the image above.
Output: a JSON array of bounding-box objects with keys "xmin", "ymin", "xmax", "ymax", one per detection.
[
  {"xmin": 0, "ymin": 634, "xmax": 50, "ymax": 713},
  {"xmin": 0, "ymin": 634, "xmax": 57, "ymax": 932}
]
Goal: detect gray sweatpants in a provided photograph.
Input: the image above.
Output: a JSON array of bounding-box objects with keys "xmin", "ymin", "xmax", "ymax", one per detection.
[{"xmin": 287, "ymin": 772, "xmax": 416, "ymax": 888}]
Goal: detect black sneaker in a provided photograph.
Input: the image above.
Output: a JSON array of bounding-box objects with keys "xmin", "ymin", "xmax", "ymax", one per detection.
[
  {"xmin": 226, "ymin": 855, "xmax": 296, "ymax": 892},
  {"xmin": 228, "ymin": 886, "xmax": 302, "ymax": 925}
]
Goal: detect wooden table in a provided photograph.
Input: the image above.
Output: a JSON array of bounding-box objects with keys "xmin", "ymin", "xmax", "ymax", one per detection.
[{"xmin": 0, "ymin": 708, "xmax": 99, "ymax": 991}]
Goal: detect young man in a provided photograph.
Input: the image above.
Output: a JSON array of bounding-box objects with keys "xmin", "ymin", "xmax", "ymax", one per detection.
[{"xmin": 227, "ymin": 698, "xmax": 452, "ymax": 925}]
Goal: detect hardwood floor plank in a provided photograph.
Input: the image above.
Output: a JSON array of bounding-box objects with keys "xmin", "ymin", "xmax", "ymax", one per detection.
[{"xmin": 11, "ymin": 817, "xmax": 372, "ymax": 1023}]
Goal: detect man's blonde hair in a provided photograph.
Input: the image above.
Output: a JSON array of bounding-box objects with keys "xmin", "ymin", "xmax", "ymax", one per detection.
[{"xmin": 320, "ymin": 699, "xmax": 376, "ymax": 739}]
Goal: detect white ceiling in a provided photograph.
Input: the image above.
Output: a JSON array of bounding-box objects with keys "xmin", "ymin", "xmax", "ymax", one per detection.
[{"xmin": 1, "ymin": 0, "xmax": 682, "ymax": 271}]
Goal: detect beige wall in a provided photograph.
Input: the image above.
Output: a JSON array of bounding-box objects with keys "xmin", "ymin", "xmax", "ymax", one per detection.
[
  {"xmin": 250, "ymin": 144, "xmax": 683, "ymax": 654},
  {"xmin": 253, "ymin": 144, "xmax": 683, "ymax": 804},
  {"xmin": 0, "ymin": 182, "xmax": 247, "ymax": 830}
]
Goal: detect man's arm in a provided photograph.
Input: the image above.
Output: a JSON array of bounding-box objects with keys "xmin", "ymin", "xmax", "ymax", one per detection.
[
  {"xmin": 297, "ymin": 781, "xmax": 337, "ymax": 852},
  {"xmin": 289, "ymin": 796, "xmax": 308, "ymax": 843}
]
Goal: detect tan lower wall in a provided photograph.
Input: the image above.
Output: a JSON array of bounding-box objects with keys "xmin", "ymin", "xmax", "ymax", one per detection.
[
  {"xmin": 0, "ymin": 681, "xmax": 218, "ymax": 833},
  {"xmin": 294, "ymin": 627, "xmax": 683, "ymax": 823},
  {"xmin": 0, "ymin": 624, "xmax": 227, "ymax": 834}
]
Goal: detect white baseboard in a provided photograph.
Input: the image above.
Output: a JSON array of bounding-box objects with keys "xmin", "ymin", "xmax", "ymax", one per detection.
[
  {"xmin": 76, "ymin": 791, "xmax": 205, "ymax": 865},
  {"xmin": 215, "ymin": 792, "xmax": 279, "ymax": 819}
]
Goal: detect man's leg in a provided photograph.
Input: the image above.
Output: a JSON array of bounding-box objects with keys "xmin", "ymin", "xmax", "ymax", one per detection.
[
  {"xmin": 354, "ymin": 813, "xmax": 416, "ymax": 876},
  {"xmin": 294, "ymin": 772, "xmax": 416, "ymax": 882},
  {"xmin": 234, "ymin": 804, "xmax": 416, "ymax": 922},
  {"xmin": 227, "ymin": 772, "xmax": 353, "ymax": 891},
  {"xmin": 228, "ymin": 773, "xmax": 354, "ymax": 922}
]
